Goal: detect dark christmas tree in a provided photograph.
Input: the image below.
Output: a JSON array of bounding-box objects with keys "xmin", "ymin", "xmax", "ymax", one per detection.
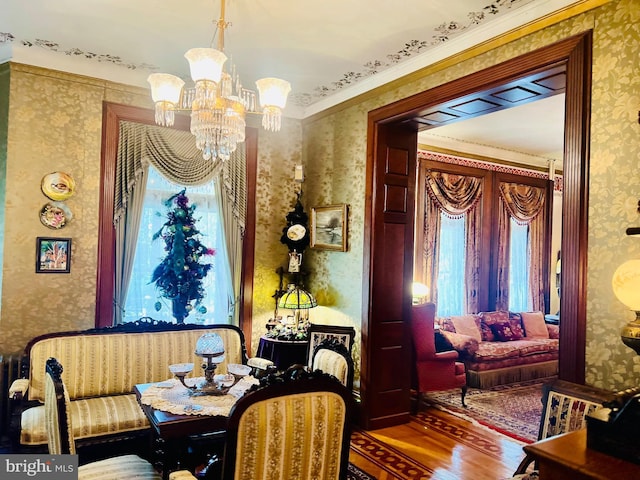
[{"xmin": 151, "ymin": 190, "xmax": 215, "ymax": 323}]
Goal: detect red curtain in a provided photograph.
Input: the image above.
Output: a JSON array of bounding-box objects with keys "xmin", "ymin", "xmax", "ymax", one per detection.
[
  {"xmin": 496, "ymin": 182, "xmax": 546, "ymax": 311},
  {"xmin": 422, "ymin": 171, "xmax": 483, "ymax": 313}
]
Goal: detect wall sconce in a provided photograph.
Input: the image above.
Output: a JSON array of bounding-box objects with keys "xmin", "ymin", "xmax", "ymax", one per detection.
[
  {"xmin": 626, "ymin": 199, "xmax": 640, "ymax": 235},
  {"xmin": 612, "ymin": 259, "xmax": 640, "ymax": 355}
]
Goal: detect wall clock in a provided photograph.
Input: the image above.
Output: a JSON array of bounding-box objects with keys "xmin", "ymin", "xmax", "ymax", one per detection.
[{"xmin": 280, "ymin": 194, "xmax": 310, "ymax": 253}]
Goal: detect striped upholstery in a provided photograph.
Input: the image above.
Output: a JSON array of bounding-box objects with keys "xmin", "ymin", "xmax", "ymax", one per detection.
[
  {"xmin": 23, "ymin": 393, "xmax": 147, "ymax": 445},
  {"xmin": 312, "ymin": 349, "xmax": 349, "ymax": 386},
  {"xmin": 20, "ymin": 325, "xmax": 246, "ymax": 446},
  {"xmin": 28, "ymin": 328, "xmax": 245, "ymax": 401},
  {"xmin": 44, "ymin": 358, "xmax": 162, "ymax": 479},
  {"xmin": 77, "ymin": 455, "xmax": 161, "ymax": 480},
  {"xmin": 234, "ymin": 391, "xmax": 347, "ymax": 480}
]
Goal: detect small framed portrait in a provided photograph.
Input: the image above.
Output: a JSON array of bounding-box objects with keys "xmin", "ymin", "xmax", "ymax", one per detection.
[
  {"xmin": 36, "ymin": 237, "xmax": 71, "ymax": 273},
  {"xmin": 310, "ymin": 204, "xmax": 348, "ymax": 251}
]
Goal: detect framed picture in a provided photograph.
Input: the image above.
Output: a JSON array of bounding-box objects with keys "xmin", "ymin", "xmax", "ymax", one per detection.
[
  {"xmin": 311, "ymin": 204, "xmax": 348, "ymax": 251},
  {"xmin": 36, "ymin": 237, "xmax": 71, "ymax": 273}
]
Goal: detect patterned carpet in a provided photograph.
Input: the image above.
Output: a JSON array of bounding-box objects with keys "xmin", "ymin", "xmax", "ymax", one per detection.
[
  {"xmin": 423, "ymin": 378, "xmax": 551, "ymax": 443},
  {"xmin": 348, "ymin": 462, "xmax": 376, "ymax": 480}
]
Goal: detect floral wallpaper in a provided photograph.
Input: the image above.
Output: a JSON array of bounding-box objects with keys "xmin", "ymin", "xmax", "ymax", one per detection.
[
  {"xmin": 1, "ymin": 0, "xmax": 638, "ymax": 393},
  {"xmin": 301, "ymin": 0, "xmax": 640, "ymax": 391},
  {"xmin": 584, "ymin": 0, "xmax": 640, "ymax": 389},
  {"xmin": 0, "ymin": 64, "xmax": 304, "ymax": 356},
  {"xmin": 0, "ymin": 64, "xmax": 150, "ymax": 354},
  {"xmin": 251, "ymin": 118, "xmax": 303, "ymax": 353}
]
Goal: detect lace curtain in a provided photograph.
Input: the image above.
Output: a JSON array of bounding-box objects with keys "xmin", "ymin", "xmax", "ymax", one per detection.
[
  {"xmin": 421, "ymin": 171, "xmax": 483, "ymax": 313},
  {"xmin": 496, "ymin": 182, "xmax": 546, "ymax": 311},
  {"xmin": 113, "ymin": 122, "xmax": 246, "ymax": 324}
]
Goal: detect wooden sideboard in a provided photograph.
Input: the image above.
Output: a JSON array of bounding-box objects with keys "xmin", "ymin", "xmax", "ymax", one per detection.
[{"xmin": 523, "ymin": 429, "xmax": 640, "ymax": 479}]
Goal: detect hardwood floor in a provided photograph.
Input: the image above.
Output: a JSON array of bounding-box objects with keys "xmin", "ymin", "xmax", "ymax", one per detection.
[
  {"xmin": 1, "ymin": 404, "xmax": 525, "ymax": 479},
  {"xmin": 349, "ymin": 405, "xmax": 525, "ymax": 480}
]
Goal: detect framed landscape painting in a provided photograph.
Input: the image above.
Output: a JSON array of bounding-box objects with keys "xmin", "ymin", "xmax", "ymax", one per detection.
[
  {"xmin": 311, "ymin": 204, "xmax": 348, "ymax": 251},
  {"xmin": 36, "ymin": 237, "xmax": 71, "ymax": 273}
]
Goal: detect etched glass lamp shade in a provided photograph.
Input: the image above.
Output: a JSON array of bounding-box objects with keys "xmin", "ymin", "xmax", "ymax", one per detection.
[
  {"xmin": 195, "ymin": 332, "xmax": 226, "ymax": 363},
  {"xmin": 612, "ymin": 259, "xmax": 640, "ymax": 355}
]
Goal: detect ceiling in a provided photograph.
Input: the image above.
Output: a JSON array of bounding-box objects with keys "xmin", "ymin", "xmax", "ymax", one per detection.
[
  {"xmin": 418, "ymin": 92, "xmax": 566, "ymax": 170},
  {"xmin": 1, "ymin": 0, "xmax": 576, "ymax": 168}
]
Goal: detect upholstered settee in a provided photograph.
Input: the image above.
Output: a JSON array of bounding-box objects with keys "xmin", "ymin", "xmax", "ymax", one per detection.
[
  {"xmin": 436, "ymin": 311, "xmax": 559, "ymax": 389},
  {"xmin": 9, "ymin": 319, "xmax": 249, "ymax": 452}
]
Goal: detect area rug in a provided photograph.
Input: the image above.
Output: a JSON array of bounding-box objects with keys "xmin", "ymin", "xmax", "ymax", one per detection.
[
  {"xmin": 422, "ymin": 378, "xmax": 554, "ymax": 443},
  {"xmin": 347, "ymin": 462, "xmax": 376, "ymax": 480}
]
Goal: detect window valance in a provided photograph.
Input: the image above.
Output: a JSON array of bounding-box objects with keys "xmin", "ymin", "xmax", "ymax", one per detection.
[
  {"xmin": 114, "ymin": 121, "xmax": 220, "ymax": 224},
  {"xmin": 499, "ymin": 182, "xmax": 545, "ymax": 225},
  {"xmin": 425, "ymin": 170, "xmax": 483, "ymax": 218}
]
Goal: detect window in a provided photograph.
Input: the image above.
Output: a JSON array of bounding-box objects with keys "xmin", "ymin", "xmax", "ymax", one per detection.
[
  {"xmin": 436, "ymin": 214, "xmax": 466, "ymax": 317},
  {"xmin": 123, "ymin": 165, "xmax": 232, "ymax": 324},
  {"xmin": 417, "ymin": 159, "xmax": 551, "ymax": 314},
  {"xmin": 508, "ymin": 219, "xmax": 530, "ymax": 312}
]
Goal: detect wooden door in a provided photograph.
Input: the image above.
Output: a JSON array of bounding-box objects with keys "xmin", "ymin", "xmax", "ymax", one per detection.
[{"xmin": 361, "ymin": 122, "xmax": 417, "ymax": 429}]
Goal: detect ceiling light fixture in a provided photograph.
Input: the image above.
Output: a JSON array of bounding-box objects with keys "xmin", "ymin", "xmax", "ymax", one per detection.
[{"xmin": 147, "ymin": 0, "xmax": 291, "ymax": 162}]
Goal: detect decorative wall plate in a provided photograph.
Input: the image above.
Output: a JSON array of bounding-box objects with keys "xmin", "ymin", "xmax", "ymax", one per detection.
[
  {"xmin": 40, "ymin": 201, "xmax": 73, "ymax": 229},
  {"xmin": 41, "ymin": 171, "xmax": 76, "ymax": 201}
]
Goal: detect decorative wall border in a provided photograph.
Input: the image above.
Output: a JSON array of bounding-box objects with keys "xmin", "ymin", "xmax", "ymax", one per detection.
[{"xmin": 418, "ymin": 149, "xmax": 564, "ymax": 192}]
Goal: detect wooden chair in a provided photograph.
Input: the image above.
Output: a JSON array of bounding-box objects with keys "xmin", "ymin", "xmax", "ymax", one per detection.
[
  {"xmin": 411, "ymin": 302, "xmax": 467, "ymax": 408},
  {"xmin": 177, "ymin": 367, "xmax": 355, "ymax": 480},
  {"xmin": 44, "ymin": 357, "xmax": 191, "ymax": 480},
  {"xmin": 310, "ymin": 337, "xmax": 355, "ymax": 391},
  {"xmin": 512, "ymin": 379, "xmax": 614, "ymax": 478},
  {"xmin": 306, "ymin": 323, "xmax": 356, "ymax": 367}
]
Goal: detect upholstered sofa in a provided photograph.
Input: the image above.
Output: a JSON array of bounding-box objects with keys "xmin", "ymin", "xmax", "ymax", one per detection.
[
  {"xmin": 436, "ymin": 311, "xmax": 559, "ymax": 389},
  {"xmin": 8, "ymin": 319, "xmax": 249, "ymax": 452}
]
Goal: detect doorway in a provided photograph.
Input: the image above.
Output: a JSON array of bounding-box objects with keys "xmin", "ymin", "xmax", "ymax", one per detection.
[{"xmin": 360, "ymin": 31, "xmax": 592, "ymax": 429}]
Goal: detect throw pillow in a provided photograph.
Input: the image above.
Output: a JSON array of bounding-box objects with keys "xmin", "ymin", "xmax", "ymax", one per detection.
[
  {"xmin": 479, "ymin": 321, "xmax": 495, "ymax": 342},
  {"xmin": 491, "ymin": 319, "xmax": 524, "ymax": 341},
  {"xmin": 450, "ymin": 314, "xmax": 482, "ymax": 341},
  {"xmin": 521, "ymin": 311, "xmax": 549, "ymax": 339},
  {"xmin": 479, "ymin": 311, "xmax": 510, "ymax": 341},
  {"xmin": 439, "ymin": 330, "xmax": 480, "ymax": 356}
]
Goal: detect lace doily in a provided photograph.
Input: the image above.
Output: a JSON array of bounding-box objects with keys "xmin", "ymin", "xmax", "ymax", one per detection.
[{"xmin": 140, "ymin": 376, "xmax": 259, "ymax": 417}]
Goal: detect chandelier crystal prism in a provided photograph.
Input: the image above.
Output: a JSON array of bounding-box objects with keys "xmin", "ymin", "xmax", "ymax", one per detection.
[{"xmin": 147, "ymin": 0, "xmax": 291, "ymax": 161}]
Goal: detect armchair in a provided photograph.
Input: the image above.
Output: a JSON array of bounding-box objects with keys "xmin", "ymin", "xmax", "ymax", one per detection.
[
  {"xmin": 511, "ymin": 379, "xmax": 614, "ymax": 478},
  {"xmin": 411, "ymin": 302, "xmax": 467, "ymax": 408}
]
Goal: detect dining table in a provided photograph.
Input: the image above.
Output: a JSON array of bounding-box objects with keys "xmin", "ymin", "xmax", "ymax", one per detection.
[{"xmin": 134, "ymin": 375, "xmax": 259, "ymax": 479}]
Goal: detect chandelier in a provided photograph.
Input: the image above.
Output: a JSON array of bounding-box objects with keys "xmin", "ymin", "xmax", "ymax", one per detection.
[{"xmin": 147, "ymin": 0, "xmax": 291, "ymax": 161}]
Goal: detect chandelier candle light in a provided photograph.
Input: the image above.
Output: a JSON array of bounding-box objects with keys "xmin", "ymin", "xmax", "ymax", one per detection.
[{"xmin": 147, "ymin": 0, "xmax": 291, "ymax": 161}]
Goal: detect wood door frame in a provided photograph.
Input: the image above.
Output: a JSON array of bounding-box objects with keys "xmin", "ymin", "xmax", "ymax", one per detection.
[{"xmin": 362, "ymin": 32, "xmax": 592, "ymax": 427}]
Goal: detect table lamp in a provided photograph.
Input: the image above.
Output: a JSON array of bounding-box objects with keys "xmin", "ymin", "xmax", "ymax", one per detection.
[
  {"xmin": 278, "ymin": 284, "xmax": 317, "ymax": 337},
  {"xmin": 612, "ymin": 259, "xmax": 640, "ymax": 355},
  {"xmin": 170, "ymin": 332, "xmax": 233, "ymax": 395},
  {"xmin": 412, "ymin": 282, "xmax": 430, "ymax": 305}
]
